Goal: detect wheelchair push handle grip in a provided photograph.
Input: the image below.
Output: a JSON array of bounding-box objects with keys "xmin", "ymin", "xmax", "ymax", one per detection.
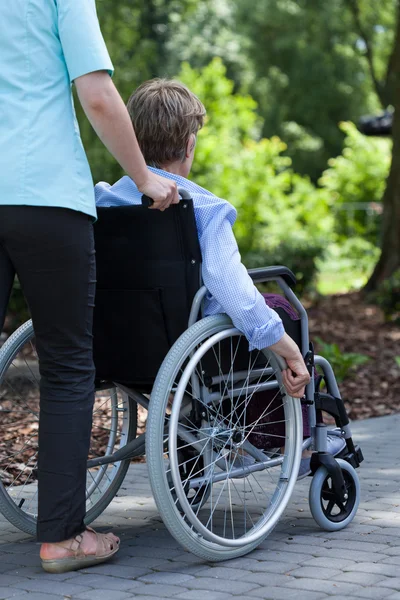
[
  {"xmin": 141, "ymin": 186, "xmax": 192, "ymax": 207},
  {"xmin": 141, "ymin": 195, "xmax": 154, "ymax": 207}
]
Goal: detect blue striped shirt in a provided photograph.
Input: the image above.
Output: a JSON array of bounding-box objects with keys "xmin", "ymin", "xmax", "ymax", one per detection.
[{"xmin": 95, "ymin": 168, "xmax": 284, "ymax": 350}]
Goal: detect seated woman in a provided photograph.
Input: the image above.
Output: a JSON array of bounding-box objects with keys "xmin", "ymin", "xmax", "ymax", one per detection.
[{"xmin": 95, "ymin": 78, "xmax": 345, "ymax": 476}]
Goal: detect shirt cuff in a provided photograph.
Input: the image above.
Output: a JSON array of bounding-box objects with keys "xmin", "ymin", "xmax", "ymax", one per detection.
[{"xmin": 248, "ymin": 319, "xmax": 285, "ymax": 351}]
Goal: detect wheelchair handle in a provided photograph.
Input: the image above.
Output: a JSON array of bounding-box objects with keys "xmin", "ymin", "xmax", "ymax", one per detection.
[{"xmin": 141, "ymin": 186, "xmax": 192, "ymax": 207}]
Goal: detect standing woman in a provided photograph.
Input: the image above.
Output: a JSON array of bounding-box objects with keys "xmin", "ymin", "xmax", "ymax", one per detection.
[{"xmin": 0, "ymin": 0, "xmax": 178, "ymax": 573}]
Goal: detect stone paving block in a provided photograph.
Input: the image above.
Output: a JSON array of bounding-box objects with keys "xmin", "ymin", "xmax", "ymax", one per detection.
[
  {"xmin": 0, "ymin": 589, "xmax": 27, "ymax": 600},
  {"xmin": 75, "ymin": 590, "xmax": 133, "ymax": 600},
  {"xmin": 343, "ymin": 561, "xmax": 400, "ymax": 577},
  {"xmin": 137, "ymin": 571, "xmax": 195, "ymax": 584},
  {"xmin": 235, "ymin": 572, "xmax": 294, "ymax": 588},
  {"xmin": 384, "ymin": 556, "xmax": 400, "ymax": 566},
  {"xmin": 0, "ymin": 564, "xmax": 20, "ymax": 574},
  {"xmin": 2, "ymin": 595, "xmax": 60, "ymax": 600},
  {"xmin": 249, "ymin": 549, "xmax": 312, "ymax": 563},
  {"xmin": 79, "ymin": 563, "xmax": 150, "ymax": 578},
  {"xmin": 376, "ymin": 577, "xmax": 400, "ymax": 591},
  {"xmin": 0, "ymin": 575, "xmax": 30, "ymax": 586},
  {"xmin": 387, "ymin": 594, "xmax": 400, "ymax": 600},
  {"xmin": 117, "ymin": 597, "xmax": 175, "ymax": 600},
  {"xmin": 0, "ymin": 553, "xmax": 40, "ymax": 567},
  {"xmin": 166, "ymin": 552, "xmax": 207, "ymax": 564},
  {"xmin": 10, "ymin": 578, "xmax": 90, "ymax": 596},
  {"xmin": 326, "ymin": 597, "xmax": 371, "ymax": 600},
  {"xmin": 194, "ymin": 566, "xmax": 255, "ymax": 580},
  {"xmin": 244, "ymin": 561, "xmax": 300, "ymax": 574},
  {"xmin": 335, "ymin": 571, "xmax": 389, "ymax": 586},
  {"xmin": 123, "ymin": 545, "xmax": 183, "ymax": 559},
  {"xmin": 350, "ymin": 587, "xmax": 394, "ymax": 599},
  {"xmin": 7, "ymin": 567, "xmax": 77, "ymax": 582},
  {"xmin": 386, "ymin": 544, "xmax": 400, "ymax": 557},
  {"xmin": 301, "ymin": 556, "xmax": 356, "ymax": 569},
  {"xmin": 110, "ymin": 553, "xmax": 165, "ymax": 568},
  {"xmin": 211, "ymin": 558, "xmax": 263, "ymax": 570},
  {"xmin": 175, "ymin": 591, "xmax": 232, "ymax": 600},
  {"xmin": 145, "ymin": 561, "xmax": 206, "ymax": 576},
  {"xmin": 285, "ymin": 566, "xmax": 341, "ymax": 579},
  {"xmin": 247, "ymin": 586, "xmax": 328, "ymax": 600},
  {"xmin": 117, "ymin": 583, "xmax": 185, "ymax": 596},
  {"xmin": 62, "ymin": 574, "xmax": 141, "ymax": 591},
  {"xmin": 0, "ymin": 567, "xmax": 45, "ymax": 579},
  {"xmin": 184, "ymin": 576, "xmax": 260, "ymax": 594},
  {"xmin": 284, "ymin": 577, "xmax": 361, "ymax": 595},
  {"xmin": 0, "ymin": 543, "xmax": 35, "ymax": 555},
  {"xmin": 324, "ymin": 540, "xmax": 392, "ymax": 554}
]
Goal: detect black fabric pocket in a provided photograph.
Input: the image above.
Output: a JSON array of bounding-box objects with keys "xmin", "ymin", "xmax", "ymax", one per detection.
[{"xmin": 93, "ymin": 288, "xmax": 171, "ymax": 386}]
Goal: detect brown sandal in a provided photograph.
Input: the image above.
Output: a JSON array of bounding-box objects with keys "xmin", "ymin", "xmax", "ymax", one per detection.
[{"xmin": 41, "ymin": 526, "xmax": 120, "ymax": 574}]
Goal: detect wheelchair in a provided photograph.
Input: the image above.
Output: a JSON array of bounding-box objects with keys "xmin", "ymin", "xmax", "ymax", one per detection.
[{"xmin": 0, "ymin": 188, "xmax": 363, "ymax": 561}]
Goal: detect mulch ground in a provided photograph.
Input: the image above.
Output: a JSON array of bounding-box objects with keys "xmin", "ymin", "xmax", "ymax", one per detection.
[{"xmin": 308, "ymin": 292, "xmax": 400, "ymax": 420}]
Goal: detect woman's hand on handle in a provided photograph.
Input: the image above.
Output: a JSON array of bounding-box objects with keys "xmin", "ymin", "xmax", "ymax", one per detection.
[
  {"xmin": 137, "ymin": 172, "xmax": 179, "ymax": 211},
  {"xmin": 269, "ymin": 333, "xmax": 310, "ymax": 398}
]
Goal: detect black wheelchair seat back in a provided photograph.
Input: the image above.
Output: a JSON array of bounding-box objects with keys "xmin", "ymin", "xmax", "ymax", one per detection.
[{"xmin": 93, "ymin": 202, "xmax": 201, "ymax": 389}]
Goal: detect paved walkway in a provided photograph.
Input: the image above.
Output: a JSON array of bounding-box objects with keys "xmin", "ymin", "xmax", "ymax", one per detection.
[{"xmin": 0, "ymin": 414, "xmax": 399, "ymax": 600}]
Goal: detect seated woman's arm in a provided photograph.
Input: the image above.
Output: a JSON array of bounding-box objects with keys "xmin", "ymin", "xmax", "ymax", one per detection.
[{"xmin": 199, "ymin": 201, "xmax": 310, "ymax": 397}]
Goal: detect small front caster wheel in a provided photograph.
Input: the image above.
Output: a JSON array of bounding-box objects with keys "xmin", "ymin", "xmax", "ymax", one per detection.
[{"xmin": 309, "ymin": 458, "xmax": 360, "ymax": 531}]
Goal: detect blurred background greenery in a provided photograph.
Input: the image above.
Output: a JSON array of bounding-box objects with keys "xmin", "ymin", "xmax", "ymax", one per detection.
[{"xmin": 6, "ymin": 0, "xmax": 400, "ymax": 330}]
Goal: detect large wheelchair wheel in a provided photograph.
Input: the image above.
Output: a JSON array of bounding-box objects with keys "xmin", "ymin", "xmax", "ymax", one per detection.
[
  {"xmin": 0, "ymin": 321, "xmax": 137, "ymax": 536},
  {"xmin": 147, "ymin": 314, "xmax": 302, "ymax": 561}
]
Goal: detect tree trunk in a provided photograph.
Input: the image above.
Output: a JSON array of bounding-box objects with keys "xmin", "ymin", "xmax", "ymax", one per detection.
[{"xmin": 365, "ymin": 8, "xmax": 400, "ymax": 292}]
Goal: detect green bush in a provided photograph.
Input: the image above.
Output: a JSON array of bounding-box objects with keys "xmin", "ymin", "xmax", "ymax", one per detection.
[
  {"xmin": 320, "ymin": 122, "xmax": 391, "ymax": 245},
  {"xmin": 245, "ymin": 237, "xmax": 325, "ymax": 295},
  {"xmin": 315, "ymin": 337, "xmax": 370, "ymax": 383},
  {"xmin": 179, "ymin": 59, "xmax": 332, "ymax": 291},
  {"xmin": 373, "ymin": 269, "xmax": 400, "ymax": 324}
]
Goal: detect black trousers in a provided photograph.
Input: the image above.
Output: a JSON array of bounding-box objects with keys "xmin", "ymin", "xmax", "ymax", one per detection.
[{"xmin": 0, "ymin": 206, "xmax": 96, "ymax": 542}]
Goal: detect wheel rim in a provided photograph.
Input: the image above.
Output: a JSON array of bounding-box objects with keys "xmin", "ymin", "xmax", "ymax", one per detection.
[
  {"xmin": 165, "ymin": 327, "xmax": 301, "ymax": 547},
  {"xmin": 0, "ymin": 325, "xmax": 131, "ymax": 522},
  {"xmin": 320, "ymin": 468, "xmax": 357, "ymax": 522}
]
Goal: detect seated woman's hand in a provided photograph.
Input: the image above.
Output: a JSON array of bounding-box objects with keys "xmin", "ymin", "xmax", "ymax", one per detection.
[
  {"xmin": 281, "ymin": 357, "xmax": 310, "ymax": 398},
  {"xmin": 269, "ymin": 332, "xmax": 311, "ymax": 398},
  {"xmin": 138, "ymin": 172, "xmax": 179, "ymax": 211}
]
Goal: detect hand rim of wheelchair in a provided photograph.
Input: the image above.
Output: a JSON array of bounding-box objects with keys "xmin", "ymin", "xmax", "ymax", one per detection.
[{"xmin": 168, "ymin": 323, "xmax": 303, "ymax": 548}]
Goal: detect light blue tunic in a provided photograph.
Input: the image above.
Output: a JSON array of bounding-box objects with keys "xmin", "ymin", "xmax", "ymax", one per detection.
[{"xmin": 0, "ymin": 0, "xmax": 113, "ymax": 219}]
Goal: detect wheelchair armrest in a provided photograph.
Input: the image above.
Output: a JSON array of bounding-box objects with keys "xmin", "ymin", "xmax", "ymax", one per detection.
[{"xmin": 248, "ymin": 266, "xmax": 297, "ymax": 288}]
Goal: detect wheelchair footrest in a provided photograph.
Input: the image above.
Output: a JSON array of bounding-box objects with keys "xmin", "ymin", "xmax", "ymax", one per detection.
[{"xmin": 343, "ymin": 445, "xmax": 364, "ymax": 469}]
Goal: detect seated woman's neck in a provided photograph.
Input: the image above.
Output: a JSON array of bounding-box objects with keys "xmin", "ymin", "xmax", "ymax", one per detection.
[{"xmin": 159, "ymin": 158, "xmax": 192, "ymax": 179}]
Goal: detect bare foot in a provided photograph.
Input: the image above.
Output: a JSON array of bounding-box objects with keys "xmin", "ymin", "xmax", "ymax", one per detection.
[{"xmin": 40, "ymin": 529, "xmax": 119, "ymax": 560}]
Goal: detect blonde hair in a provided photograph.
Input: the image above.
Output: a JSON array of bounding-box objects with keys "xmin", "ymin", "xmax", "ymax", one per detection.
[{"xmin": 127, "ymin": 79, "xmax": 206, "ymax": 168}]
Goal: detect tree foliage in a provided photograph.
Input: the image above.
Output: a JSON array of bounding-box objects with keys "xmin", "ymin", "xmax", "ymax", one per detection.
[
  {"xmin": 179, "ymin": 60, "xmax": 332, "ymax": 289},
  {"xmin": 71, "ymin": 0, "xmax": 400, "ymax": 292}
]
